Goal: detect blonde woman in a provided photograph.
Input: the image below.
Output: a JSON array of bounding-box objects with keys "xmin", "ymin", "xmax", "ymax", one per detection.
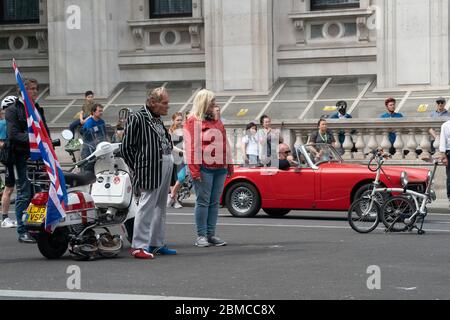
[
  {"xmin": 167, "ymin": 112, "xmax": 185, "ymax": 209},
  {"xmin": 184, "ymin": 89, "xmax": 234, "ymax": 247}
]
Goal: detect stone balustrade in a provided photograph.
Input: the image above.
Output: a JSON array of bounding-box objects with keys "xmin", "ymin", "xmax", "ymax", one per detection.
[
  {"xmin": 39, "ymin": 118, "xmax": 450, "ymax": 201},
  {"xmin": 222, "ymin": 118, "xmax": 447, "ymax": 164}
]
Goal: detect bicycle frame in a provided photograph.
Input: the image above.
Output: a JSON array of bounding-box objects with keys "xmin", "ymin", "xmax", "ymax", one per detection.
[{"xmin": 363, "ymin": 151, "xmax": 438, "ymax": 233}]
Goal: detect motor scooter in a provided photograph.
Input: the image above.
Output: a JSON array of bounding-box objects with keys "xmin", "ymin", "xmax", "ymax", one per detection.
[{"xmin": 23, "ymin": 131, "xmax": 136, "ymax": 260}]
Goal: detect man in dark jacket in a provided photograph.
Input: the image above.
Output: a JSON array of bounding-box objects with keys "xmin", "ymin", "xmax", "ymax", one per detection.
[
  {"xmin": 6, "ymin": 78, "xmax": 50, "ymax": 243},
  {"xmin": 120, "ymin": 87, "xmax": 176, "ymax": 259}
]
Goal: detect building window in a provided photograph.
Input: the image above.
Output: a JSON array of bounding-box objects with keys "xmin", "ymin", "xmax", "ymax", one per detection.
[
  {"xmin": 311, "ymin": 0, "xmax": 360, "ymax": 11},
  {"xmin": 0, "ymin": 0, "xmax": 40, "ymax": 24},
  {"xmin": 150, "ymin": 0, "xmax": 192, "ymax": 19}
]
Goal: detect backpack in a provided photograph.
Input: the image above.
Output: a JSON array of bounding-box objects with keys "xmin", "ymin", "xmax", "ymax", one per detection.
[{"xmin": 0, "ymin": 139, "xmax": 12, "ymax": 165}]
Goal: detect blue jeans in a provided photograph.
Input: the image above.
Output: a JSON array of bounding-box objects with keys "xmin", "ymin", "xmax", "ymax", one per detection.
[
  {"xmin": 14, "ymin": 157, "xmax": 31, "ymax": 235},
  {"xmin": 247, "ymin": 154, "xmax": 259, "ymax": 166},
  {"xmin": 192, "ymin": 167, "xmax": 227, "ymax": 237},
  {"xmin": 69, "ymin": 119, "xmax": 81, "ymax": 134}
]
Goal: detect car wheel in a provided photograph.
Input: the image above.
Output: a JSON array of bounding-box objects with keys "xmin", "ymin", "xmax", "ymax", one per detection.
[
  {"xmin": 354, "ymin": 183, "xmax": 386, "ymax": 206},
  {"xmin": 263, "ymin": 209, "xmax": 291, "ymax": 217},
  {"xmin": 225, "ymin": 182, "xmax": 261, "ymax": 217}
]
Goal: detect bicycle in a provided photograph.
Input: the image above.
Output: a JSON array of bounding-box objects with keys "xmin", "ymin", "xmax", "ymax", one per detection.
[
  {"xmin": 380, "ymin": 159, "xmax": 439, "ymax": 235},
  {"xmin": 347, "ymin": 149, "xmax": 390, "ymax": 233},
  {"xmin": 348, "ymin": 150, "xmax": 438, "ymax": 235}
]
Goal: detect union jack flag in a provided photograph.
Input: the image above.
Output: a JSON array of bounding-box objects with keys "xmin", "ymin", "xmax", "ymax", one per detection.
[{"xmin": 13, "ymin": 59, "xmax": 68, "ymax": 233}]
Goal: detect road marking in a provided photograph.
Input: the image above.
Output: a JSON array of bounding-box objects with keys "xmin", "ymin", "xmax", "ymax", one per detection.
[
  {"xmin": 167, "ymin": 211, "xmax": 450, "ymax": 217},
  {"xmin": 0, "ymin": 290, "xmax": 212, "ymax": 300},
  {"xmin": 167, "ymin": 222, "xmax": 450, "ymax": 233}
]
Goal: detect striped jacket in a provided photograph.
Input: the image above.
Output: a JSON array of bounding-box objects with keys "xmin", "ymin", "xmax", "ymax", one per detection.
[{"xmin": 120, "ymin": 106, "xmax": 172, "ymax": 190}]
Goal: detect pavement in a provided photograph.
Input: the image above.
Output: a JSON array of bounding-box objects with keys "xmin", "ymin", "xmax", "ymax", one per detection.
[
  {"xmin": 428, "ymin": 199, "xmax": 450, "ymax": 214},
  {"xmin": 0, "ymin": 207, "xmax": 449, "ymax": 300}
]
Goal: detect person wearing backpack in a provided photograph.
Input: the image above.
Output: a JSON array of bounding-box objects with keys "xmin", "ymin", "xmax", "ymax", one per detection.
[{"xmin": 0, "ymin": 96, "xmax": 18, "ymax": 228}]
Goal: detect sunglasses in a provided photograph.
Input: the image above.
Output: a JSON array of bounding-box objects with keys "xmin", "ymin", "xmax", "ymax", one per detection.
[
  {"xmin": 437, "ymin": 101, "xmax": 446, "ymax": 104},
  {"xmin": 282, "ymin": 150, "xmax": 292, "ymax": 155}
]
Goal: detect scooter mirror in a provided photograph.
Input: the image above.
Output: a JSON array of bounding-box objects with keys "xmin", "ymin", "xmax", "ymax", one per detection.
[{"xmin": 61, "ymin": 129, "xmax": 74, "ymax": 141}]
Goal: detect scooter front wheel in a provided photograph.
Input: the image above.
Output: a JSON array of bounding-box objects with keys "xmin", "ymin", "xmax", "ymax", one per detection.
[{"xmin": 37, "ymin": 227, "xmax": 69, "ymax": 259}]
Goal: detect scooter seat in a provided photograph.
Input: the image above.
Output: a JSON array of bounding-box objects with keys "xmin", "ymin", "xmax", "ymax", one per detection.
[{"xmin": 64, "ymin": 171, "xmax": 97, "ymax": 188}]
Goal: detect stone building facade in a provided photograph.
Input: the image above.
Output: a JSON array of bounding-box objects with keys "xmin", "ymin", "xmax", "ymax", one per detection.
[{"xmin": 1, "ymin": 0, "xmax": 449, "ymax": 98}]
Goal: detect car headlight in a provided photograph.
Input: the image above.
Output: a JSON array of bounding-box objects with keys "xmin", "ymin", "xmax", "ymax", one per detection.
[{"xmin": 400, "ymin": 171, "xmax": 409, "ymax": 188}]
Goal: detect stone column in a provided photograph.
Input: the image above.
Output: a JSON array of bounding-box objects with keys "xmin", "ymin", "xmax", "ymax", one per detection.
[
  {"xmin": 294, "ymin": 130, "xmax": 305, "ymax": 149},
  {"xmin": 405, "ymin": 129, "xmax": 418, "ymax": 160},
  {"xmin": 392, "ymin": 130, "xmax": 404, "ymax": 160},
  {"xmin": 377, "ymin": 0, "xmax": 450, "ymax": 90},
  {"xmin": 47, "ymin": 0, "xmax": 120, "ymax": 97},
  {"xmin": 367, "ymin": 129, "xmax": 379, "ymax": 152},
  {"xmin": 353, "ymin": 130, "xmax": 366, "ymax": 160},
  {"xmin": 342, "ymin": 130, "xmax": 354, "ymax": 160},
  {"xmin": 204, "ymin": 0, "xmax": 274, "ymax": 94}
]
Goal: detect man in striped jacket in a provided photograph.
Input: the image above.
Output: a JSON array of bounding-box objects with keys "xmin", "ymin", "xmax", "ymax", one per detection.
[{"xmin": 120, "ymin": 87, "xmax": 177, "ymax": 259}]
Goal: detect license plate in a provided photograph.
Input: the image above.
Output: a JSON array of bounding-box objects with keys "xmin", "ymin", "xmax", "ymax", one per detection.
[{"xmin": 27, "ymin": 205, "xmax": 46, "ymax": 224}]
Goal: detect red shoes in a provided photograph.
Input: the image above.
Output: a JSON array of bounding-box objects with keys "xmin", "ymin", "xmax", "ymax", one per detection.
[{"xmin": 131, "ymin": 248, "xmax": 154, "ymax": 259}]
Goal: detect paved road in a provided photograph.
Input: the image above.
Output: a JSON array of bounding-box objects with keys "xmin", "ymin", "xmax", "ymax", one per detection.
[{"xmin": 0, "ymin": 208, "xmax": 449, "ymax": 300}]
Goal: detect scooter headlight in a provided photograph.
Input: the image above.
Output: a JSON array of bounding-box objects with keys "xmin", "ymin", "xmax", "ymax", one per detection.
[{"xmin": 400, "ymin": 171, "xmax": 409, "ymax": 188}]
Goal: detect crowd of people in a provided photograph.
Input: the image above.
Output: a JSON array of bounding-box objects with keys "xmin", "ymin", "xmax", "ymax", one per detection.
[{"xmin": 1, "ymin": 79, "xmax": 450, "ymax": 257}]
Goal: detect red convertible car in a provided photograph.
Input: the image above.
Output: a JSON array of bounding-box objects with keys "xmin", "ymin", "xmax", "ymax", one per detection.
[{"xmin": 221, "ymin": 144, "xmax": 430, "ymax": 217}]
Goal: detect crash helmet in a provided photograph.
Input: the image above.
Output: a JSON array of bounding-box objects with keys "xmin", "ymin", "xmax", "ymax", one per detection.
[
  {"xmin": 69, "ymin": 229, "xmax": 98, "ymax": 261},
  {"xmin": 97, "ymin": 233, "xmax": 123, "ymax": 258},
  {"xmin": 1, "ymin": 95, "xmax": 18, "ymax": 110}
]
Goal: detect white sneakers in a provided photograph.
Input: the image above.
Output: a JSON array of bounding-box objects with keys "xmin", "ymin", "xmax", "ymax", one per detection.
[
  {"xmin": 1, "ymin": 217, "xmax": 17, "ymax": 228},
  {"xmin": 173, "ymin": 201, "xmax": 183, "ymax": 209},
  {"xmin": 167, "ymin": 196, "xmax": 175, "ymax": 208},
  {"xmin": 167, "ymin": 196, "xmax": 183, "ymax": 209}
]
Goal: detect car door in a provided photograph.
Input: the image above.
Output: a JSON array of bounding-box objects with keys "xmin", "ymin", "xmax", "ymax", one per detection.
[
  {"xmin": 271, "ymin": 165, "xmax": 316, "ymax": 209},
  {"xmin": 316, "ymin": 163, "xmax": 352, "ymax": 210}
]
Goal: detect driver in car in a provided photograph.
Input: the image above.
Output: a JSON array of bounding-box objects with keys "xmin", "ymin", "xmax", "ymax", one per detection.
[{"xmin": 278, "ymin": 143, "xmax": 298, "ymax": 170}]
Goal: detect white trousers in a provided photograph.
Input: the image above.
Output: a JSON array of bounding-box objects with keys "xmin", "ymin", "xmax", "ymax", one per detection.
[{"xmin": 132, "ymin": 154, "xmax": 173, "ymax": 249}]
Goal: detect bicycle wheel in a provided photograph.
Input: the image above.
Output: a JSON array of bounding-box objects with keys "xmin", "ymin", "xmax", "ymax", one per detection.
[
  {"xmin": 381, "ymin": 196, "xmax": 415, "ymax": 232},
  {"xmin": 348, "ymin": 198, "xmax": 381, "ymax": 233}
]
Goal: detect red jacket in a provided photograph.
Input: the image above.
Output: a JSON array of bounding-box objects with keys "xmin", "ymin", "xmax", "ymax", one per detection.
[{"xmin": 184, "ymin": 117, "xmax": 233, "ymax": 179}]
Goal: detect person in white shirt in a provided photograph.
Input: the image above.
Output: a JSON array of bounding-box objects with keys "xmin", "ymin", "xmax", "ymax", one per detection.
[
  {"xmin": 242, "ymin": 122, "xmax": 259, "ymax": 166},
  {"xmin": 439, "ymin": 119, "xmax": 450, "ymax": 205}
]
